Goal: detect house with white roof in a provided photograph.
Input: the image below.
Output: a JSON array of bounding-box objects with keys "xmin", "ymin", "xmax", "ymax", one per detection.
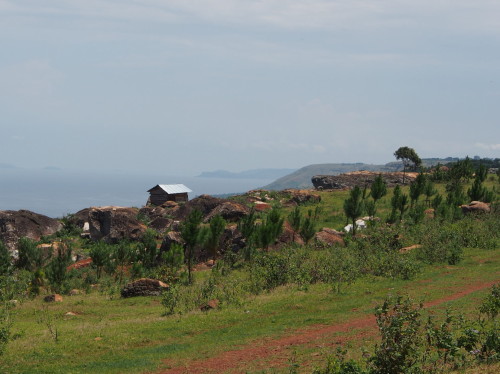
[{"xmin": 147, "ymin": 184, "xmax": 192, "ymax": 205}]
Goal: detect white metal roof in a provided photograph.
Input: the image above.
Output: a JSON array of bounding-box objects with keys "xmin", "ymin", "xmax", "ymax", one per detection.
[{"xmin": 149, "ymin": 184, "xmax": 192, "ymax": 194}]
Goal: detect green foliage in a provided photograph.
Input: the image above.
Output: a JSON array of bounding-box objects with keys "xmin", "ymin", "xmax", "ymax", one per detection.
[
  {"xmin": 370, "ymin": 174, "xmax": 388, "ymax": 203},
  {"xmin": 0, "ymin": 302, "xmax": 12, "ymax": 356},
  {"xmin": 409, "ymin": 173, "xmax": 427, "ymax": 207},
  {"xmin": 300, "ymin": 210, "xmax": 317, "ymax": 244},
  {"xmin": 344, "ymin": 186, "xmax": 364, "ymax": 234},
  {"xmin": 0, "ymin": 242, "xmax": 11, "ymax": 277},
  {"xmin": 479, "ymin": 284, "xmax": 500, "ymax": 320},
  {"xmin": 89, "ymin": 241, "xmax": 111, "ymax": 279},
  {"xmin": 57, "ymin": 214, "xmax": 82, "ymax": 238},
  {"xmin": 394, "ymin": 146, "xmax": 422, "ymax": 183},
  {"xmin": 112, "ymin": 241, "xmax": 134, "ymax": 283},
  {"xmin": 205, "ymin": 214, "xmax": 226, "ymax": 262},
  {"xmin": 16, "ymin": 237, "xmax": 45, "ymax": 272},
  {"xmin": 162, "ymin": 283, "xmax": 180, "ymax": 316},
  {"xmin": 136, "ymin": 229, "xmax": 158, "ymax": 269},
  {"xmin": 368, "ymin": 296, "xmax": 423, "ymax": 374},
  {"xmin": 45, "ymin": 241, "xmax": 73, "ymax": 292},
  {"xmin": 408, "ymin": 203, "xmax": 426, "ymax": 225},
  {"xmin": 180, "ymin": 209, "xmax": 204, "ymax": 284},
  {"xmin": 325, "ymin": 247, "xmax": 359, "ymax": 294},
  {"xmin": 288, "ymin": 207, "xmax": 302, "ymax": 238},
  {"xmin": 256, "ymin": 207, "xmax": 284, "ymax": 249}
]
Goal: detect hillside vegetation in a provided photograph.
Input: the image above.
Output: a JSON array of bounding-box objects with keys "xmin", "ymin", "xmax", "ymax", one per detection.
[{"xmin": 1, "ymin": 158, "xmax": 499, "ymax": 373}]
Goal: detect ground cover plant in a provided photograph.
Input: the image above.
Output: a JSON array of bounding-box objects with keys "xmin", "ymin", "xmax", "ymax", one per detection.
[{"xmin": 0, "ymin": 165, "xmax": 498, "ymax": 373}]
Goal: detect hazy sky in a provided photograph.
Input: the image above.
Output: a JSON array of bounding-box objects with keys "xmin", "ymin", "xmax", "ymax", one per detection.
[{"xmin": 1, "ymin": 1, "xmax": 499, "ymax": 175}]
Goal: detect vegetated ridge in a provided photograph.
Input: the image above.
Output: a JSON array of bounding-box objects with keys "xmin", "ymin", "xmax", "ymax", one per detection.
[{"xmin": 262, "ymin": 158, "xmax": 462, "ymax": 190}]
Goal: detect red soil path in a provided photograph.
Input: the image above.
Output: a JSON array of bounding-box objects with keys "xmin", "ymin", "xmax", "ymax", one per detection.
[{"xmin": 156, "ymin": 279, "xmax": 498, "ymax": 374}]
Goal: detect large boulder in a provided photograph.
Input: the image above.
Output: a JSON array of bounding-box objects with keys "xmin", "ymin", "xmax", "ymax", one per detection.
[
  {"xmin": 0, "ymin": 210, "xmax": 63, "ymax": 251},
  {"xmin": 174, "ymin": 195, "xmax": 225, "ymax": 220},
  {"xmin": 315, "ymin": 228, "xmax": 345, "ymax": 247},
  {"xmin": 86, "ymin": 207, "xmax": 147, "ymax": 243},
  {"xmin": 276, "ymin": 221, "xmax": 304, "ymax": 247},
  {"xmin": 283, "ymin": 189, "xmax": 321, "ymax": 205},
  {"xmin": 121, "ymin": 278, "xmax": 168, "ymax": 298},
  {"xmin": 204, "ymin": 201, "xmax": 249, "ymax": 223},
  {"xmin": 461, "ymin": 201, "xmax": 490, "ymax": 214}
]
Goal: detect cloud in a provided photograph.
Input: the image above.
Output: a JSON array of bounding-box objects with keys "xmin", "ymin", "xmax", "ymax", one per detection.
[
  {"xmin": 475, "ymin": 143, "xmax": 500, "ymax": 151},
  {"xmin": 3, "ymin": 0, "xmax": 500, "ymax": 35}
]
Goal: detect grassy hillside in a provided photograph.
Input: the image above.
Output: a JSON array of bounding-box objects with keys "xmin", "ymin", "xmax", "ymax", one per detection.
[{"xmin": 1, "ymin": 175, "xmax": 498, "ymax": 373}]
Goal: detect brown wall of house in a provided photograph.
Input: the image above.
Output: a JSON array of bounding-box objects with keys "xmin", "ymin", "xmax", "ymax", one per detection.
[{"xmin": 149, "ymin": 191, "xmax": 188, "ymax": 205}]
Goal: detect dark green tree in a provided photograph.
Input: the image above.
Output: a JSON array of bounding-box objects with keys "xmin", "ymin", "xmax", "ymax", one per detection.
[
  {"xmin": 0, "ymin": 242, "xmax": 11, "ymax": 277},
  {"xmin": 89, "ymin": 241, "xmax": 111, "ymax": 279},
  {"xmin": 394, "ymin": 146, "xmax": 422, "ymax": 183},
  {"xmin": 180, "ymin": 209, "xmax": 204, "ymax": 284},
  {"xmin": 300, "ymin": 210, "xmax": 316, "ymax": 244},
  {"xmin": 370, "ymin": 174, "xmax": 388, "ymax": 206},
  {"xmin": 409, "ymin": 173, "xmax": 427, "ymax": 207},
  {"xmin": 424, "ymin": 180, "xmax": 437, "ymax": 207},
  {"xmin": 16, "ymin": 237, "xmax": 46, "ymax": 272},
  {"xmin": 205, "ymin": 214, "xmax": 226, "ymax": 262},
  {"xmin": 112, "ymin": 241, "xmax": 134, "ymax": 283},
  {"xmin": 136, "ymin": 229, "xmax": 158, "ymax": 268},
  {"xmin": 46, "ymin": 241, "xmax": 73, "ymax": 292},
  {"xmin": 389, "ymin": 185, "xmax": 409, "ymax": 222},
  {"xmin": 287, "ymin": 207, "xmax": 302, "ymax": 242},
  {"xmin": 343, "ymin": 186, "xmax": 364, "ymax": 235},
  {"xmin": 257, "ymin": 208, "xmax": 284, "ymax": 250}
]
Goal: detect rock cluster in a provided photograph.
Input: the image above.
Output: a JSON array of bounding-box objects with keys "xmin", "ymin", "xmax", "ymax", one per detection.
[
  {"xmin": 312, "ymin": 171, "xmax": 417, "ymax": 190},
  {"xmin": 121, "ymin": 278, "xmax": 169, "ymax": 298}
]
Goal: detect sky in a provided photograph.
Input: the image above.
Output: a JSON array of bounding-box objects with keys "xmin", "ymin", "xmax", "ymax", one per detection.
[{"xmin": 1, "ymin": 0, "xmax": 499, "ymax": 176}]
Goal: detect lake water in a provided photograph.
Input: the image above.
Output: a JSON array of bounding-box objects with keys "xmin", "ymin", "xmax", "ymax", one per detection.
[{"xmin": 0, "ymin": 169, "xmax": 273, "ymax": 218}]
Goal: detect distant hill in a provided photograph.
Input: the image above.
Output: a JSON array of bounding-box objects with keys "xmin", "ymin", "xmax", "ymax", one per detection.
[
  {"xmin": 197, "ymin": 168, "xmax": 296, "ymax": 180},
  {"xmin": 262, "ymin": 158, "xmax": 450, "ymax": 190}
]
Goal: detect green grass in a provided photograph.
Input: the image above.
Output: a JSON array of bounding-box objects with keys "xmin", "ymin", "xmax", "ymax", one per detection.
[{"xmin": 1, "ymin": 246, "xmax": 498, "ymax": 374}]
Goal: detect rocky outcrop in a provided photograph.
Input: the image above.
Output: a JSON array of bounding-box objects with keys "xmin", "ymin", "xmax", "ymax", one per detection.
[
  {"xmin": 283, "ymin": 189, "xmax": 321, "ymax": 205},
  {"xmin": 203, "ymin": 201, "xmax": 249, "ymax": 223},
  {"xmin": 315, "ymin": 228, "xmax": 345, "ymax": 247},
  {"xmin": 174, "ymin": 195, "xmax": 225, "ymax": 220},
  {"xmin": 461, "ymin": 201, "xmax": 490, "ymax": 214},
  {"xmin": 121, "ymin": 278, "xmax": 168, "ymax": 297},
  {"xmin": 312, "ymin": 171, "xmax": 417, "ymax": 190},
  {"xmin": 0, "ymin": 210, "xmax": 63, "ymax": 251},
  {"xmin": 86, "ymin": 207, "xmax": 147, "ymax": 243}
]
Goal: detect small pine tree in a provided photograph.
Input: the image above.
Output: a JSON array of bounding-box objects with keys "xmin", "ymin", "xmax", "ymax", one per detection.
[
  {"xmin": 409, "ymin": 173, "xmax": 427, "ymax": 207},
  {"xmin": 257, "ymin": 208, "xmax": 284, "ymax": 250},
  {"xmin": 205, "ymin": 214, "xmax": 226, "ymax": 262},
  {"xmin": 180, "ymin": 209, "xmax": 204, "ymax": 284},
  {"xmin": 46, "ymin": 241, "xmax": 73, "ymax": 292},
  {"xmin": 300, "ymin": 210, "xmax": 316, "ymax": 244},
  {"xmin": 343, "ymin": 186, "xmax": 364, "ymax": 235},
  {"xmin": 136, "ymin": 229, "xmax": 158, "ymax": 268},
  {"xmin": 89, "ymin": 241, "xmax": 111, "ymax": 279},
  {"xmin": 287, "ymin": 207, "xmax": 302, "ymax": 242},
  {"xmin": 370, "ymin": 174, "xmax": 388, "ymax": 205}
]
